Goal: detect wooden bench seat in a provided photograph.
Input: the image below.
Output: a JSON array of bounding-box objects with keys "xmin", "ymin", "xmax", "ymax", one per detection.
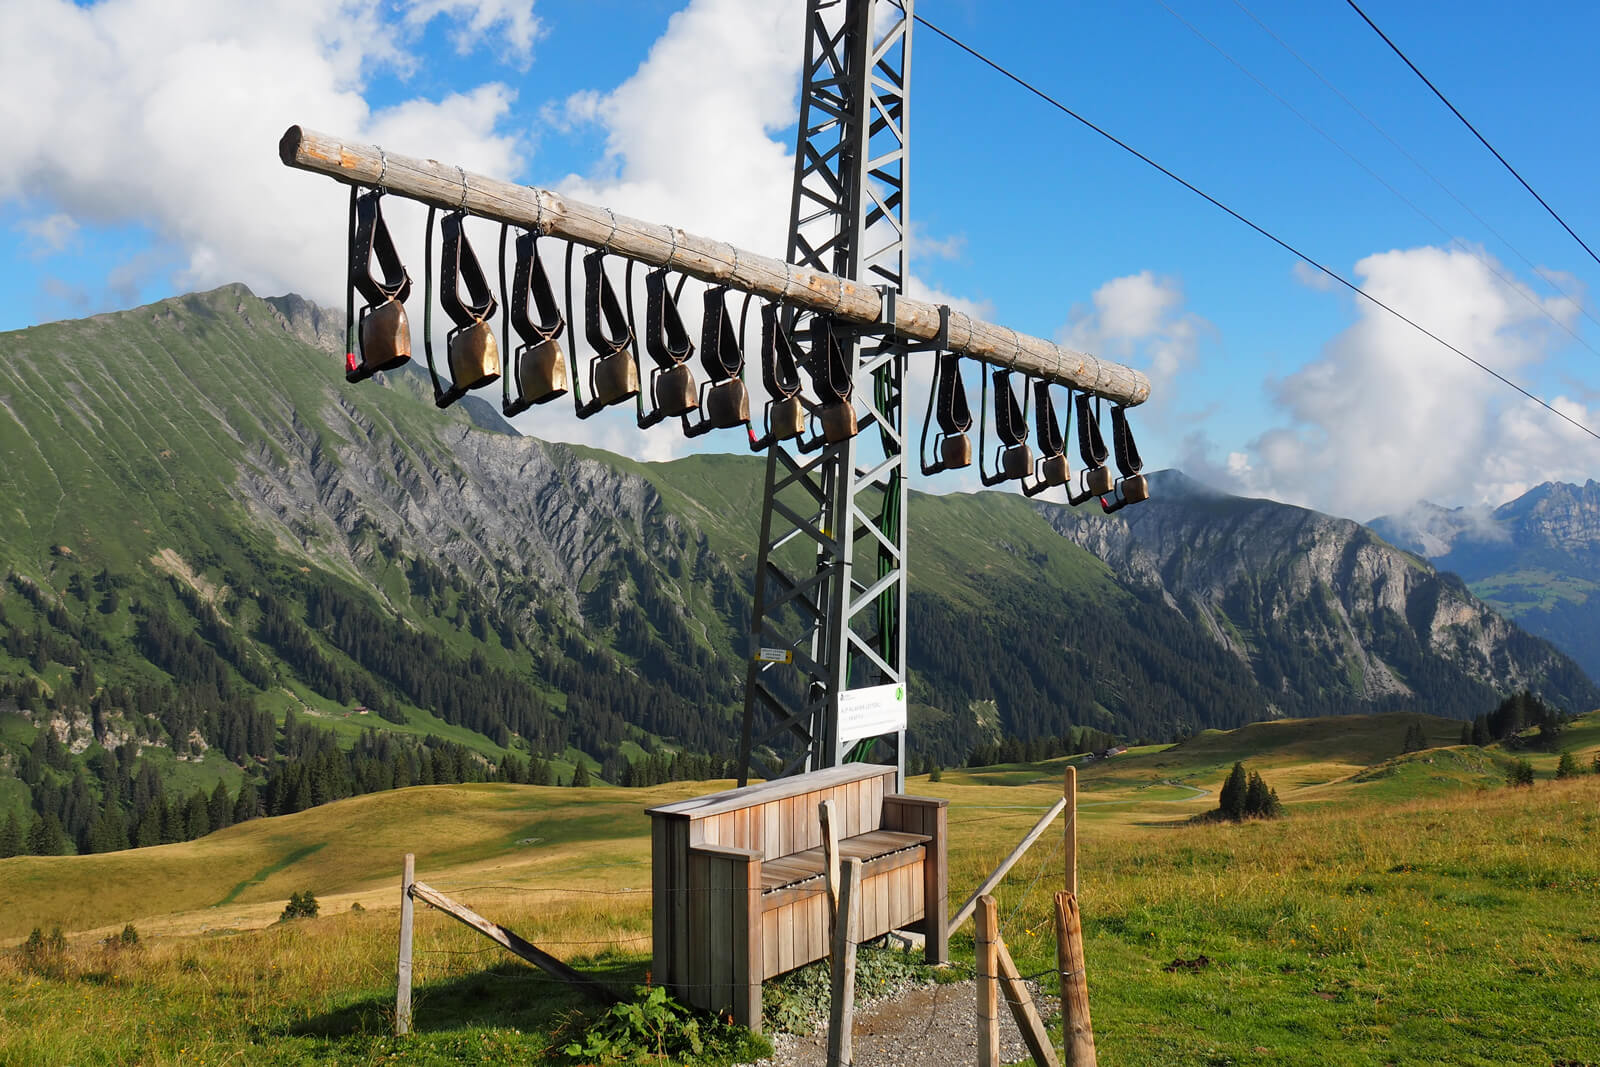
[{"xmin": 647, "ymin": 764, "xmax": 948, "ymax": 1032}]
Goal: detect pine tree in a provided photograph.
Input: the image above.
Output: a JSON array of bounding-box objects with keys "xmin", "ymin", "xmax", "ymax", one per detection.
[
  {"xmin": 1218, "ymin": 762, "xmax": 1248, "ymax": 821},
  {"xmin": 0, "ymin": 811, "xmax": 22, "ymax": 858},
  {"xmin": 1555, "ymin": 751, "xmax": 1578, "ymax": 779},
  {"xmin": 1459, "ymin": 722, "xmax": 1472, "ymax": 746},
  {"xmin": 1244, "ymin": 772, "xmax": 1270, "ymax": 816},
  {"xmin": 570, "ymin": 760, "xmax": 591, "ymax": 787},
  {"xmin": 1471, "ymin": 716, "xmax": 1490, "ymax": 747},
  {"xmin": 27, "ymin": 812, "xmax": 66, "ymax": 856},
  {"xmin": 208, "ymin": 781, "xmax": 232, "ymax": 832}
]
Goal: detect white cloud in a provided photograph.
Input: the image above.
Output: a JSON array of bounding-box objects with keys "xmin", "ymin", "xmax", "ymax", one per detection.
[
  {"xmin": 17, "ymin": 213, "xmax": 79, "ymax": 256},
  {"xmin": 1061, "ymin": 270, "xmax": 1212, "ymax": 390},
  {"xmin": 1233, "ymin": 244, "xmax": 1593, "ymax": 518},
  {"xmin": 0, "ymin": 0, "xmax": 530, "ymax": 311}
]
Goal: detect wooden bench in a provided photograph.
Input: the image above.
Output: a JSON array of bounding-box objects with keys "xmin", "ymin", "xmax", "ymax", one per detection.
[{"xmin": 646, "ymin": 763, "xmax": 948, "ymax": 1031}]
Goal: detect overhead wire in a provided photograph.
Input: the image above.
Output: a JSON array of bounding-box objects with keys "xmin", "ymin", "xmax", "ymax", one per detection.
[
  {"xmin": 1344, "ymin": 0, "xmax": 1600, "ymax": 272},
  {"xmin": 911, "ymin": 12, "xmax": 1600, "ymax": 446},
  {"xmin": 1156, "ymin": 0, "xmax": 1600, "ymax": 359},
  {"xmin": 1230, "ymin": 0, "xmax": 1600, "ymax": 336}
]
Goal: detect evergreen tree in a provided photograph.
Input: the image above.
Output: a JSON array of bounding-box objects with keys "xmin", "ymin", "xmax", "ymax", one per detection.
[
  {"xmin": 1555, "ymin": 751, "xmax": 1579, "ymax": 779},
  {"xmin": 1218, "ymin": 762, "xmax": 1248, "ymax": 821},
  {"xmin": 208, "ymin": 781, "xmax": 232, "ymax": 832},
  {"xmin": 1506, "ymin": 758, "xmax": 1535, "ymax": 787},
  {"xmin": 1244, "ymin": 772, "xmax": 1270, "ymax": 816},
  {"xmin": 570, "ymin": 760, "xmax": 591, "ymax": 787},
  {"xmin": 1402, "ymin": 721, "xmax": 1427, "ymax": 753},
  {"xmin": 233, "ymin": 780, "xmax": 261, "ymax": 824},
  {"xmin": 86, "ymin": 798, "xmax": 129, "ymax": 854},
  {"xmin": 27, "ymin": 813, "xmax": 67, "ymax": 856},
  {"xmin": 1459, "ymin": 722, "xmax": 1472, "ymax": 746},
  {"xmin": 0, "ymin": 811, "xmax": 22, "ymax": 858}
]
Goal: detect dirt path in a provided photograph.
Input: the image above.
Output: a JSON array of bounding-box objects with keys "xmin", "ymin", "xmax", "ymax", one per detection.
[{"xmin": 749, "ymin": 979, "xmax": 1056, "ymax": 1067}]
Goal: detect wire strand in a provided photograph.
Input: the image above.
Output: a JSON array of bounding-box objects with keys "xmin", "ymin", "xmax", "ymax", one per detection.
[
  {"xmin": 912, "ymin": 12, "xmax": 1600, "ymax": 445},
  {"xmin": 1344, "ymin": 0, "xmax": 1600, "ymax": 271}
]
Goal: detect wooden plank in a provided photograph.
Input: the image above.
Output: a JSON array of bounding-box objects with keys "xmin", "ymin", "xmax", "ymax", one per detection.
[
  {"xmin": 408, "ymin": 880, "xmax": 618, "ymax": 1004},
  {"xmin": 925, "ymin": 801, "xmax": 949, "ymax": 965},
  {"xmin": 669, "ymin": 819, "xmax": 690, "ymax": 988},
  {"xmin": 396, "ymin": 853, "xmax": 414, "ymax": 1036},
  {"xmin": 643, "ymin": 764, "xmax": 895, "ymax": 819},
  {"xmin": 688, "ymin": 853, "xmax": 710, "ymax": 1011},
  {"xmin": 869, "ymin": 774, "xmax": 885, "ymax": 831},
  {"xmin": 819, "ymin": 799, "xmax": 841, "ymax": 931},
  {"xmin": 708, "ymin": 856, "xmax": 733, "ymax": 1015},
  {"xmin": 763, "ymin": 798, "xmax": 782, "ymax": 861},
  {"xmin": 949, "ymin": 798, "xmax": 1067, "ymax": 939},
  {"xmin": 776, "ymin": 900, "xmax": 795, "ymax": 975},
  {"xmin": 976, "ymin": 895, "xmax": 1000, "ymax": 1067},
  {"xmin": 762, "ymin": 903, "xmax": 781, "ymax": 979},
  {"xmin": 735, "ymin": 854, "xmax": 763, "ymax": 1031},
  {"xmin": 1064, "ymin": 765, "xmax": 1078, "ymax": 898},
  {"xmin": 995, "ymin": 934, "xmax": 1062, "ymax": 1067},
  {"xmin": 1056, "ymin": 892, "xmax": 1098, "ymax": 1067},
  {"xmin": 650, "ymin": 818, "xmax": 668, "ymax": 987},
  {"xmin": 826, "ymin": 858, "xmax": 863, "ymax": 1067}
]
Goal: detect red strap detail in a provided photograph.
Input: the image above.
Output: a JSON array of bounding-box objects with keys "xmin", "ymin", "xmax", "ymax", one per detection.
[{"xmin": 346, "ymin": 351, "xmax": 359, "ymax": 373}]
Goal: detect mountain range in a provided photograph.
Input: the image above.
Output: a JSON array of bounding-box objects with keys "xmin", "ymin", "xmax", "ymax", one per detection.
[{"xmin": 0, "ymin": 284, "xmax": 1594, "ymax": 821}]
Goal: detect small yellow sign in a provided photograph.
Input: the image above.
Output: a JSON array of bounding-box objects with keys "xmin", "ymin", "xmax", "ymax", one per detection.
[{"xmin": 755, "ymin": 647, "xmax": 794, "ymax": 664}]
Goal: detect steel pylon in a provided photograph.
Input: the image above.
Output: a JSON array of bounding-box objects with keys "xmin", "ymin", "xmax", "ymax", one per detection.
[{"xmin": 737, "ymin": 0, "xmax": 912, "ymax": 788}]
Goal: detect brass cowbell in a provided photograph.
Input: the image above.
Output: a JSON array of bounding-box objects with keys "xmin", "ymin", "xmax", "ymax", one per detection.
[
  {"xmin": 516, "ymin": 338, "xmax": 568, "ymax": 404},
  {"xmin": 940, "ymin": 433, "xmax": 972, "ymax": 470},
  {"xmin": 1001, "ymin": 443, "xmax": 1033, "ymax": 481},
  {"xmin": 447, "ymin": 320, "xmax": 501, "ymax": 393},
  {"xmin": 1038, "ymin": 453, "xmax": 1070, "ymax": 487},
  {"xmin": 1084, "ymin": 464, "xmax": 1114, "ymax": 496},
  {"xmin": 359, "ymin": 299, "xmax": 412, "ymax": 374},
  {"xmin": 1120, "ymin": 473, "xmax": 1151, "ymax": 504},
  {"xmin": 654, "ymin": 364, "xmax": 699, "ymax": 418},
  {"xmin": 768, "ymin": 396, "xmax": 807, "ymax": 441},
  {"xmin": 706, "ymin": 379, "xmax": 750, "ymax": 429},
  {"xmin": 820, "ymin": 401, "xmax": 857, "ymax": 444},
  {"xmin": 593, "ymin": 351, "xmax": 639, "ymax": 406}
]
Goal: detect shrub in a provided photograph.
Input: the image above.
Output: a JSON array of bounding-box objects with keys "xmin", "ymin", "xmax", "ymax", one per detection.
[
  {"xmin": 1555, "ymin": 751, "xmax": 1579, "ymax": 779},
  {"xmin": 1505, "ymin": 759, "xmax": 1535, "ymax": 787},
  {"xmin": 559, "ymin": 984, "xmax": 765, "ymax": 1064},
  {"xmin": 118, "ymin": 924, "xmax": 140, "ymax": 947},
  {"xmin": 929, "ymin": 765, "xmax": 943, "ymax": 783},
  {"xmin": 280, "ymin": 891, "xmax": 319, "ymax": 921}
]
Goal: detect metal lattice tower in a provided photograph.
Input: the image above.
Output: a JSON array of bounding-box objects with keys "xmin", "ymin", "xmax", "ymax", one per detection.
[{"xmin": 736, "ymin": 0, "xmax": 912, "ymax": 788}]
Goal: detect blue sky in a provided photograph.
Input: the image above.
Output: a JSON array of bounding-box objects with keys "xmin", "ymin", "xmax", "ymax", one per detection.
[{"xmin": 3, "ymin": 0, "xmax": 1598, "ymax": 523}]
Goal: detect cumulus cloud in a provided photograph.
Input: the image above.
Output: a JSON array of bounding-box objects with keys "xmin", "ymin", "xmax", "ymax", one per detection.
[
  {"xmin": 17, "ymin": 213, "xmax": 79, "ymax": 257},
  {"xmin": 1061, "ymin": 270, "xmax": 1212, "ymax": 390},
  {"xmin": 0, "ymin": 0, "xmax": 532, "ymax": 312},
  {"xmin": 1225, "ymin": 244, "xmax": 1594, "ymax": 518}
]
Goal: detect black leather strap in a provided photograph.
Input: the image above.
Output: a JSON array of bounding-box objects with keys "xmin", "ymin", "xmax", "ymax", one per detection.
[
  {"xmin": 809, "ymin": 317, "xmax": 852, "ymax": 403},
  {"xmin": 351, "ymin": 190, "xmax": 411, "ymax": 306},
  {"xmin": 1075, "ymin": 393, "xmax": 1109, "ymax": 468},
  {"xmin": 583, "ymin": 250, "xmax": 631, "ymax": 356},
  {"xmin": 1033, "ymin": 381, "xmax": 1064, "ymax": 456},
  {"xmin": 1111, "ymin": 405, "xmax": 1143, "ymax": 476},
  {"xmin": 439, "ymin": 211, "xmax": 497, "ymax": 328},
  {"xmin": 992, "ymin": 370, "xmax": 1026, "ymax": 447},
  {"xmin": 934, "ymin": 354, "xmax": 972, "ymax": 435},
  {"xmin": 643, "ymin": 268, "xmax": 695, "ymax": 369},
  {"xmin": 759, "ymin": 304, "xmax": 801, "ymax": 399},
  {"xmin": 509, "ymin": 232, "xmax": 564, "ymax": 345},
  {"xmin": 700, "ymin": 288, "xmax": 743, "ymax": 380}
]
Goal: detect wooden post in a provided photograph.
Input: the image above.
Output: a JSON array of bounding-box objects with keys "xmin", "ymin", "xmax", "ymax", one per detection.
[
  {"xmin": 819, "ymin": 798, "xmax": 841, "ymax": 931},
  {"xmin": 1054, "ymin": 892, "xmax": 1097, "ymax": 1067},
  {"xmin": 976, "ymin": 895, "xmax": 1000, "ymax": 1067},
  {"xmin": 278, "ymin": 126, "xmax": 1152, "ymax": 405},
  {"xmin": 950, "ymin": 797, "xmax": 1067, "ymax": 938},
  {"xmin": 1064, "ymin": 765, "xmax": 1078, "ymax": 899},
  {"xmin": 396, "ymin": 853, "xmax": 414, "ymax": 1037},
  {"xmin": 995, "ymin": 935, "xmax": 1062, "ymax": 1067},
  {"xmin": 826, "ymin": 857, "xmax": 863, "ymax": 1067}
]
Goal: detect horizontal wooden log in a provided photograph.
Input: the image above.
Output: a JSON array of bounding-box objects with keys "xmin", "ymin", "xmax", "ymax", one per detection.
[{"xmin": 279, "ymin": 125, "xmax": 1151, "ymax": 406}]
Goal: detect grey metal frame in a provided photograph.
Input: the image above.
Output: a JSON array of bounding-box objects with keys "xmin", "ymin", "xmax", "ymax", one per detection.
[{"xmin": 737, "ymin": 0, "xmax": 912, "ymax": 789}]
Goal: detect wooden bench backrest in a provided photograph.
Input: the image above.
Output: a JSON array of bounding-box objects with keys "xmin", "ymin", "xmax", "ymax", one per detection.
[{"xmin": 646, "ymin": 764, "xmax": 896, "ymax": 862}]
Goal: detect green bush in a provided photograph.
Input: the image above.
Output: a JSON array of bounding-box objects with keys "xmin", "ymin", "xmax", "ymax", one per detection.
[
  {"xmin": 280, "ymin": 891, "xmax": 319, "ymax": 921},
  {"xmin": 558, "ymin": 984, "xmax": 766, "ymax": 1065},
  {"xmin": 1555, "ymin": 751, "xmax": 1579, "ymax": 779},
  {"xmin": 1505, "ymin": 759, "xmax": 1535, "ymax": 787}
]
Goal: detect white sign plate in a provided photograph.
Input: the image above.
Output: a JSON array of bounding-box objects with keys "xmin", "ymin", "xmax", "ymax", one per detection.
[
  {"xmin": 755, "ymin": 647, "xmax": 793, "ymax": 664},
  {"xmin": 837, "ymin": 683, "xmax": 907, "ymax": 747}
]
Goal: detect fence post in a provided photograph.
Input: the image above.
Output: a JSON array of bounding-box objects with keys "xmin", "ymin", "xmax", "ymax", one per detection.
[
  {"xmin": 396, "ymin": 853, "xmax": 415, "ymax": 1037},
  {"xmin": 826, "ymin": 857, "xmax": 862, "ymax": 1067},
  {"xmin": 1054, "ymin": 891, "xmax": 1096, "ymax": 1067},
  {"xmin": 819, "ymin": 798, "xmax": 841, "ymax": 930},
  {"xmin": 976, "ymin": 894, "xmax": 1000, "ymax": 1067},
  {"xmin": 1064, "ymin": 765, "xmax": 1077, "ymax": 898}
]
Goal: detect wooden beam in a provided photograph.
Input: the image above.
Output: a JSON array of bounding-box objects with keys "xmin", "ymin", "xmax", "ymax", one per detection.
[
  {"xmin": 994, "ymin": 933, "xmax": 1062, "ymax": 1067},
  {"xmin": 409, "ymin": 880, "xmax": 619, "ymax": 1004},
  {"xmin": 819, "ymin": 798, "xmax": 841, "ymax": 931},
  {"xmin": 1064, "ymin": 765, "xmax": 1078, "ymax": 899},
  {"xmin": 279, "ymin": 125, "xmax": 1151, "ymax": 406},
  {"xmin": 1054, "ymin": 891, "xmax": 1098, "ymax": 1067},
  {"xmin": 827, "ymin": 857, "xmax": 863, "ymax": 1067},
  {"xmin": 949, "ymin": 797, "xmax": 1067, "ymax": 938},
  {"xmin": 395, "ymin": 853, "xmax": 414, "ymax": 1037},
  {"xmin": 975, "ymin": 895, "xmax": 1001, "ymax": 1067}
]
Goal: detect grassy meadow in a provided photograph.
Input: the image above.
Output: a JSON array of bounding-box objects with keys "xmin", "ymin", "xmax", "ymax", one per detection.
[{"xmin": 2, "ymin": 711, "xmax": 1599, "ymax": 1064}]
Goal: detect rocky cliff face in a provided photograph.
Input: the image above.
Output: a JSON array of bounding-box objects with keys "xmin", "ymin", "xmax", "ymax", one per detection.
[{"xmin": 1039, "ymin": 472, "xmax": 1593, "ymax": 713}]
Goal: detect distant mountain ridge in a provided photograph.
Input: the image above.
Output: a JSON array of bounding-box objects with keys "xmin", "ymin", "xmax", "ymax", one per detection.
[{"xmin": 1370, "ymin": 480, "xmax": 1600, "ymax": 679}]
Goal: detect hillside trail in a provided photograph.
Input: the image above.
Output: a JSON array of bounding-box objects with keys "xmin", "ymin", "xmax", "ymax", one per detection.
[{"xmin": 747, "ymin": 978, "xmax": 1054, "ymax": 1067}]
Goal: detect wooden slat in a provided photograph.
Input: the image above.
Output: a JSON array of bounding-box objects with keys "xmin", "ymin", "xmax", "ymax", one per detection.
[
  {"xmin": 688, "ymin": 852, "xmax": 710, "ymax": 1011},
  {"xmin": 645, "ymin": 764, "xmax": 896, "ymax": 819},
  {"xmin": 763, "ymin": 903, "xmax": 781, "ymax": 979},
  {"xmin": 776, "ymin": 900, "xmax": 795, "ymax": 976},
  {"xmin": 708, "ymin": 857, "xmax": 732, "ymax": 1013},
  {"xmin": 996, "ymin": 932, "xmax": 1063, "ymax": 1067},
  {"xmin": 925, "ymin": 801, "xmax": 948, "ymax": 964}
]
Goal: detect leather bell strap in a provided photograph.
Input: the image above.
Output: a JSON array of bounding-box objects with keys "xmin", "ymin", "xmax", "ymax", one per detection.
[
  {"xmin": 1033, "ymin": 380, "xmax": 1065, "ymax": 457},
  {"xmin": 351, "ymin": 190, "xmax": 411, "ymax": 307},
  {"xmin": 583, "ymin": 250, "xmax": 632, "ymax": 357},
  {"xmin": 645, "ymin": 269, "xmax": 696, "ymax": 370},
  {"xmin": 991, "ymin": 370, "xmax": 1027, "ymax": 448},
  {"xmin": 759, "ymin": 304, "xmax": 802, "ymax": 400},
  {"xmin": 699, "ymin": 288, "xmax": 744, "ymax": 381},
  {"xmin": 509, "ymin": 232, "xmax": 564, "ymax": 345},
  {"xmin": 1111, "ymin": 405, "xmax": 1144, "ymax": 477},
  {"xmin": 1075, "ymin": 393, "xmax": 1110, "ymax": 468},
  {"xmin": 439, "ymin": 212, "xmax": 498, "ymax": 329},
  {"xmin": 934, "ymin": 353, "xmax": 972, "ymax": 435},
  {"xmin": 808, "ymin": 318, "xmax": 852, "ymax": 404}
]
